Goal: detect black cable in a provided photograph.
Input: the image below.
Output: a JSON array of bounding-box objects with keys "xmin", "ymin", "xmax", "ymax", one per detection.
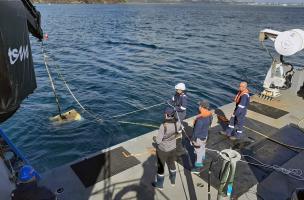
[{"xmin": 41, "ymin": 42, "xmax": 65, "ymax": 119}]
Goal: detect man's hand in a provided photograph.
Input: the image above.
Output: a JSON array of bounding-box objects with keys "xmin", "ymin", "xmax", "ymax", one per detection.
[
  {"xmin": 192, "ymin": 119, "xmax": 196, "ymax": 127},
  {"xmin": 152, "ymin": 136, "xmax": 157, "ymax": 143}
]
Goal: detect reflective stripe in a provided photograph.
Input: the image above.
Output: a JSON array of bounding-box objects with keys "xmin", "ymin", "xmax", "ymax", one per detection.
[
  {"xmin": 180, "ymin": 106, "xmax": 186, "ymax": 110},
  {"xmin": 228, "ymin": 125, "xmax": 235, "ymax": 128},
  {"xmin": 237, "ymin": 130, "xmax": 242, "ymax": 133},
  {"xmin": 172, "ymin": 96, "xmax": 175, "ymax": 101},
  {"xmin": 158, "ymin": 174, "xmax": 165, "ymax": 176},
  {"xmin": 244, "ymin": 93, "xmax": 250, "ymax": 97},
  {"xmin": 238, "ymin": 105, "xmax": 245, "ymax": 108},
  {"xmin": 231, "ymin": 115, "xmax": 235, "ymax": 117},
  {"xmin": 170, "ymin": 169, "xmax": 177, "ymax": 173}
]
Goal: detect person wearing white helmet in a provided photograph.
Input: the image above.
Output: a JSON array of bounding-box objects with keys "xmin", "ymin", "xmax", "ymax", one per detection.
[
  {"xmin": 171, "ymin": 83, "xmax": 187, "ymax": 121},
  {"xmin": 169, "ymin": 83, "xmax": 188, "ymax": 156}
]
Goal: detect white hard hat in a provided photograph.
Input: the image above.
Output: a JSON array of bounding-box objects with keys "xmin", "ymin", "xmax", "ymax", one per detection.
[{"xmin": 175, "ymin": 83, "xmax": 186, "ymax": 91}]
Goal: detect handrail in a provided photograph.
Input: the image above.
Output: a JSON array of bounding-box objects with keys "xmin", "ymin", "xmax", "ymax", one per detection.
[{"xmin": 0, "ymin": 128, "xmax": 29, "ymax": 164}]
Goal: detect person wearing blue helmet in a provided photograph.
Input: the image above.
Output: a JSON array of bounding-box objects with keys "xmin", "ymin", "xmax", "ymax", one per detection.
[{"xmin": 11, "ymin": 165, "xmax": 56, "ymax": 200}]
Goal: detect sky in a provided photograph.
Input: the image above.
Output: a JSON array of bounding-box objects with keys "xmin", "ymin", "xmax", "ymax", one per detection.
[{"xmin": 256, "ymin": 0, "xmax": 304, "ymax": 3}]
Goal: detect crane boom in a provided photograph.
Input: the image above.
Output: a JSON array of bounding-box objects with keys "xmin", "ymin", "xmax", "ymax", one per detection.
[
  {"xmin": 0, "ymin": 0, "xmax": 43, "ymax": 123},
  {"xmin": 21, "ymin": 0, "xmax": 44, "ymax": 40}
]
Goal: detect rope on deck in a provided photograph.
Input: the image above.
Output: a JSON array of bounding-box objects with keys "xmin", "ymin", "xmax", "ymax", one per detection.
[
  {"xmin": 217, "ymin": 114, "xmax": 304, "ymax": 151},
  {"xmin": 243, "ymin": 125, "xmax": 304, "ymax": 151},
  {"xmin": 240, "ymin": 155, "xmax": 304, "ymax": 181},
  {"xmin": 298, "ymin": 118, "xmax": 304, "ymax": 132}
]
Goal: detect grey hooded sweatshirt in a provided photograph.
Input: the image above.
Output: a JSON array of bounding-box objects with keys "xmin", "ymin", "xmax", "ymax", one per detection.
[{"xmin": 155, "ymin": 119, "xmax": 181, "ymax": 152}]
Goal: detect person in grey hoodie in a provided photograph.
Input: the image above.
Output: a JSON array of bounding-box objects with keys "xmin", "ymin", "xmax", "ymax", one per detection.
[{"xmin": 152, "ymin": 107, "xmax": 181, "ymax": 190}]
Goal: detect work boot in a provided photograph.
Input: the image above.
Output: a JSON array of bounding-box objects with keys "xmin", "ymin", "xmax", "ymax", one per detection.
[
  {"xmin": 169, "ymin": 170, "xmax": 176, "ymax": 186},
  {"xmin": 152, "ymin": 174, "xmax": 164, "ymax": 190},
  {"xmin": 229, "ymin": 136, "xmax": 239, "ymax": 141},
  {"xmin": 219, "ymin": 131, "xmax": 227, "ymax": 136}
]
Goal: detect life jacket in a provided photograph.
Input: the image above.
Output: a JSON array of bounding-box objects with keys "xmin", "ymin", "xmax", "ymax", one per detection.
[
  {"xmin": 234, "ymin": 88, "xmax": 249, "ymax": 105},
  {"xmin": 194, "ymin": 107, "xmax": 212, "ymax": 125},
  {"xmin": 192, "ymin": 108, "xmax": 213, "ymax": 141}
]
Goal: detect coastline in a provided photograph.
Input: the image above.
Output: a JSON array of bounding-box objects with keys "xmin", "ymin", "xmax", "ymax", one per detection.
[
  {"xmin": 32, "ymin": 1, "xmax": 304, "ymax": 7},
  {"xmin": 33, "ymin": 0, "xmax": 126, "ymax": 3}
]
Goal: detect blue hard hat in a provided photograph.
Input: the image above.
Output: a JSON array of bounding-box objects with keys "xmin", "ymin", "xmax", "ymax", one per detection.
[
  {"xmin": 164, "ymin": 107, "xmax": 175, "ymax": 117},
  {"xmin": 18, "ymin": 165, "xmax": 37, "ymax": 182}
]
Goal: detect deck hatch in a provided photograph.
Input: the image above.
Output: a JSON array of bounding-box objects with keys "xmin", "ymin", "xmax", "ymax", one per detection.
[
  {"xmin": 70, "ymin": 146, "xmax": 140, "ymax": 188},
  {"xmin": 247, "ymin": 101, "xmax": 289, "ymax": 119}
]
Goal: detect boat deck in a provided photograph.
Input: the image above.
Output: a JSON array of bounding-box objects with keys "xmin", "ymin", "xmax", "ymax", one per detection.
[{"xmin": 39, "ymin": 88, "xmax": 304, "ymax": 200}]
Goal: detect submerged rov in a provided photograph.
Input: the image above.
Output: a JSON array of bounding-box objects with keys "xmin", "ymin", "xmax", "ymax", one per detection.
[{"xmin": 1, "ymin": 1, "xmax": 304, "ymax": 200}]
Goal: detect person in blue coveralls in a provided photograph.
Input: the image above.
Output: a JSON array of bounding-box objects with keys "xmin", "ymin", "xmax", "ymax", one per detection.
[
  {"xmin": 220, "ymin": 82, "xmax": 250, "ymax": 140},
  {"xmin": 191, "ymin": 100, "xmax": 213, "ymax": 174},
  {"xmin": 171, "ymin": 83, "xmax": 188, "ymax": 121},
  {"xmin": 169, "ymin": 83, "xmax": 188, "ymax": 156},
  {"xmin": 11, "ymin": 165, "xmax": 56, "ymax": 200}
]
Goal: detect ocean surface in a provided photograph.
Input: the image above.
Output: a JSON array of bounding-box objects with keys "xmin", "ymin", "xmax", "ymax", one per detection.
[{"xmin": 2, "ymin": 3, "xmax": 304, "ymax": 172}]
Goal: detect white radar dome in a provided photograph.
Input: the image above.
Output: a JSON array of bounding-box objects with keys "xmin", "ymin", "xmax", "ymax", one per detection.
[{"xmin": 274, "ymin": 29, "xmax": 304, "ymax": 56}]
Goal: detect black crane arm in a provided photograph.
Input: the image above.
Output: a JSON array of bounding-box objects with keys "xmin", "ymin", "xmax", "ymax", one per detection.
[
  {"xmin": 0, "ymin": 0, "xmax": 43, "ymax": 123},
  {"xmin": 21, "ymin": 0, "xmax": 43, "ymax": 39}
]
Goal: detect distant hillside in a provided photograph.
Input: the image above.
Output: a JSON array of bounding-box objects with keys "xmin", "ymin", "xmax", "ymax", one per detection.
[
  {"xmin": 33, "ymin": 0, "xmax": 256, "ymax": 3},
  {"xmin": 33, "ymin": 0, "xmax": 125, "ymax": 3},
  {"xmin": 126, "ymin": 0, "xmax": 255, "ymax": 3}
]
